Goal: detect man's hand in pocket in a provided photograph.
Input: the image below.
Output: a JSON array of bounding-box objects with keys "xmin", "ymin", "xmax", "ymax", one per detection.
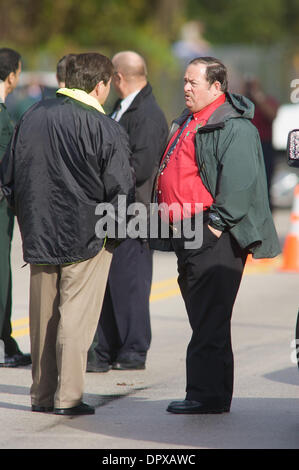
[{"xmin": 207, "ymin": 225, "xmax": 222, "ymax": 239}]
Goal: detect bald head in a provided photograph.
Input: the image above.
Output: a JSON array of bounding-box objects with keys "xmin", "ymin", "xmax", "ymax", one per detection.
[
  {"xmin": 112, "ymin": 51, "xmax": 148, "ymax": 98},
  {"xmin": 112, "ymin": 51, "xmax": 147, "ymax": 80}
]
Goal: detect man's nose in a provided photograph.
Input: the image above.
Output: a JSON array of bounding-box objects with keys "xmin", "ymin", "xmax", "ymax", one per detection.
[{"xmin": 184, "ymin": 82, "xmax": 191, "ymax": 92}]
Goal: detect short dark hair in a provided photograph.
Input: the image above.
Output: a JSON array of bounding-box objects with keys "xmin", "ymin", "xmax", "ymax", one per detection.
[
  {"xmin": 56, "ymin": 54, "xmax": 76, "ymax": 84},
  {"xmin": 189, "ymin": 56, "xmax": 228, "ymax": 92},
  {"xmin": 65, "ymin": 53, "xmax": 113, "ymax": 93},
  {"xmin": 0, "ymin": 48, "xmax": 21, "ymax": 81}
]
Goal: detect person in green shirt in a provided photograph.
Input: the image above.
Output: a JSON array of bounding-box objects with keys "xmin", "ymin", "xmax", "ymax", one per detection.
[{"xmin": 0, "ymin": 47, "xmax": 31, "ymax": 367}]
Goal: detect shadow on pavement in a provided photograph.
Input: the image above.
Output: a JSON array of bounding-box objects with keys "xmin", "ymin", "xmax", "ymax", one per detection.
[
  {"xmin": 64, "ymin": 395, "xmax": 299, "ymax": 449},
  {"xmin": 264, "ymin": 366, "xmax": 299, "ymax": 386},
  {"xmin": 0, "ymin": 383, "xmax": 29, "ymax": 396}
]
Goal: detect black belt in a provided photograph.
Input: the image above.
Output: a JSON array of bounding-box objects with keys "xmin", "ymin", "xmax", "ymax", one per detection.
[{"xmin": 169, "ymin": 210, "xmax": 210, "ymax": 233}]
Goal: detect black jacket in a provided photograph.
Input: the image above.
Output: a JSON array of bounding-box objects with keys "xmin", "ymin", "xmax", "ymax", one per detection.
[
  {"xmin": 0, "ymin": 94, "xmax": 135, "ymax": 264},
  {"xmin": 112, "ymin": 83, "xmax": 168, "ymax": 208}
]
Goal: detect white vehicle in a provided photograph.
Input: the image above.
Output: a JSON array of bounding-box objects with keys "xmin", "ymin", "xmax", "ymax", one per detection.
[{"xmin": 270, "ymin": 104, "xmax": 299, "ymax": 208}]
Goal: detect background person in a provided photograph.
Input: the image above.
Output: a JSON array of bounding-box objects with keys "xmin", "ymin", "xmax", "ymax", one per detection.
[
  {"xmin": 56, "ymin": 54, "xmax": 76, "ymax": 88},
  {"xmin": 87, "ymin": 51, "xmax": 168, "ymax": 372},
  {"xmin": 0, "ymin": 47, "xmax": 31, "ymax": 368},
  {"xmin": 0, "ymin": 52, "xmax": 135, "ymax": 415},
  {"xmin": 244, "ymin": 77, "xmax": 279, "ymax": 209}
]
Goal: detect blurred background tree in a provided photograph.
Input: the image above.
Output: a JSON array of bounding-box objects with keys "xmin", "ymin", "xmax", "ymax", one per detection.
[
  {"xmin": 186, "ymin": 0, "xmax": 299, "ymax": 45},
  {"xmin": 0, "ymin": 0, "xmax": 184, "ymax": 71},
  {"xmin": 1, "ymin": 0, "xmax": 299, "ymax": 117},
  {"xmin": 1, "ymin": 0, "xmax": 299, "ymax": 61}
]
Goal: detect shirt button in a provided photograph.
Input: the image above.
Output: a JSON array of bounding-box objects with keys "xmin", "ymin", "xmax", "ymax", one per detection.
[{"xmin": 158, "ymin": 190, "xmax": 162, "ymax": 194}]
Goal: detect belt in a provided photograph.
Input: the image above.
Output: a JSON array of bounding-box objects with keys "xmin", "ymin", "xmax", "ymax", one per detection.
[{"xmin": 169, "ymin": 210, "xmax": 210, "ymax": 233}]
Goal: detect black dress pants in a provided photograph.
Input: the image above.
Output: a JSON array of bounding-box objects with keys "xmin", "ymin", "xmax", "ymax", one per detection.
[
  {"xmin": 171, "ymin": 223, "xmax": 247, "ymax": 408},
  {"xmin": 0, "ymin": 200, "xmax": 20, "ymax": 356},
  {"xmin": 95, "ymin": 238, "xmax": 152, "ymax": 364}
]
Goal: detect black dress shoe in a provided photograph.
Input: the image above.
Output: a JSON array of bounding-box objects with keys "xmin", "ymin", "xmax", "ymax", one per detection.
[
  {"xmin": 0, "ymin": 352, "xmax": 31, "ymax": 368},
  {"xmin": 14, "ymin": 353, "xmax": 32, "ymax": 366},
  {"xmin": 32, "ymin": 405, "xmax": 54, "ymax": 413},
  {"xmin": 53, "ymin": 402, "xmax": 95, "ymax": 416},
  {"xmin": 86, "ymin": 358, "xmax": 112, "ymax": 373},
  {"xmin": 112, "ymin": 360, "xmax": 145, "ymax": 370},
  {"xmin": 167, "ymin": 399, "xmax": 230, "ymax": 414}
]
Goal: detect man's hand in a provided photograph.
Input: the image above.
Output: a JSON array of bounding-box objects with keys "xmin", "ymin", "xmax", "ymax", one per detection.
[{"xmin": 207, "ymin": 224, "xmax": 222, "ymax": 238}]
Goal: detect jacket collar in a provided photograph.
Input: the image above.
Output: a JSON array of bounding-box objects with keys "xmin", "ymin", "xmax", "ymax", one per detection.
[
  {"xmin": 56, "ymin": 88, "xmax": 105, "ymax": 114},
  {"xmin": 207, "ymin": 92, "xmax": 254, "ymax": 126},
  {"xmin": 112, "ymin": 82, "xmax": 152, "ymax": 115},
  {"xmin": 173, "ymin": 92, "xmax": 254, "ymax": 132}
]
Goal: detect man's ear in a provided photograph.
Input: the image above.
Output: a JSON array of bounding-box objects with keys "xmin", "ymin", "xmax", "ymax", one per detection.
[
  {"xmin": 91, "ymin": 80, "xmax": 102, "ymax": 97},
  {"xmin": 114, "ymin": 72, "xmax": 122, "ymax": 82},
  {"xmin": 213, "ymin": 81, "xmax": 222, "ymax": 93},
  {"xmin": 6, "ymin": 71, "xmax": 15, "ymax": 86},
  {"xmin": 95, "ymin": 81, "xmax": 102, "ymax": 96}
]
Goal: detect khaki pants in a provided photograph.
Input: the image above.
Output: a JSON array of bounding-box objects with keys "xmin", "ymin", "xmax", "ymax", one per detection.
[{"xmin": 29, "ymin": 247, "xmax": 113, "ymax": 409}]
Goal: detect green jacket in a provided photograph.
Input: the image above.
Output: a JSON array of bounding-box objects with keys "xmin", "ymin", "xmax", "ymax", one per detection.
[
  {"xmin": 0, "ymin": 101, "xmax": 14, "ymax": 208},
  {"xmin": 0, "ymin": 102, "xmax": 14, "ymax": 161},
  {"xmin": 151, "ymin": 92, "xmax": 281, "ymax": 259}
]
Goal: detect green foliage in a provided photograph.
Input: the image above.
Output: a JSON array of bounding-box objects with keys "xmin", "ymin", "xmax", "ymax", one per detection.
[
  {"xmin": 2, "ymin": 0, "xmax": 299, "ymax": 69},
  {"xmin": 186, "ymin": 0, "xmax": 299, "ymax": 45},
  {"xmin": 0, "ymin": 0, "xmax": 180, "ymax": 72}
]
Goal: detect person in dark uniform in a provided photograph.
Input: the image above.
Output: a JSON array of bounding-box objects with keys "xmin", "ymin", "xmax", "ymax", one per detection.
[
  {"xmin": 87, "ymin": 51, "xmax": 168, "ymax": 372},
  {"xmin": 0, "ymin": 48, "xmax": 31, "ymax": 368}
]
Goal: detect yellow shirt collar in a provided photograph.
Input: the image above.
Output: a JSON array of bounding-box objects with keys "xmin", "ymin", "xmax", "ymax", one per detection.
[{"xmin": 56, "ymin": 88, "xmax": 105, "ymax": 114}]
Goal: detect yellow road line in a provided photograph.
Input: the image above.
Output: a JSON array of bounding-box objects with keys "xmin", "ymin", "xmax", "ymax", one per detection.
[
  {"xmin": 12, "ymin": 327, "xmax": 29, "ymax": 338},
  {"xmin": 151, "ymin": 277, "xmax": 178, "ymax": 291},
  {"xmin": 10, "ymin": 258, "xmax": 281, "ymax": 339},
  {"xmin": 150, "ymin": 287, "xmax": 180, "ymax": 302},
  {"xmin": 244, "ymin": 255, "xmax": 282, "ymax": 274},
  {"xmin": 11, "ymin": 316, "xmax": 29, "ymax": 338},
  {"xmin": 11, "ymin": 317, "xmax": 29, "ymax": 327}
]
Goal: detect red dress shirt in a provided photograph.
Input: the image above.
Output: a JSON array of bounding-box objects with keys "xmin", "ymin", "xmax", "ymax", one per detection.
[{"xmin": 158, "ymin": 93, "xmax": 226, "ymax": 222}]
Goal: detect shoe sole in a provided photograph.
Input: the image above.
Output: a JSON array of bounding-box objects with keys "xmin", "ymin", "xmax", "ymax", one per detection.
[
  {"xmin": 53, "ymin": 409, "xmax": 95, "ymax": 416},
  {"xmin": 86, "ymin": 366, "xmax": 112, "ymax": 372},
  {"xmin": 167, "ymin": 407, "xmax": 230, "ymax": 414},
  {"xmin": 112, "ymin": 364, "xmax": 145, "ymax": 370},
  {"xmin": 0, "ymin": 363, "xmax": 18, "ymax": 368},
  {"xmin": 0, "ymin": 361, "xmax": 31, "ymax": 367},
  {"xmin": 53, "ymin": 403, "xmax": 95, "ymax": 416},
  {"xmin": 32, "ymin": 406, "xmax": 54, "ymax": 413}
]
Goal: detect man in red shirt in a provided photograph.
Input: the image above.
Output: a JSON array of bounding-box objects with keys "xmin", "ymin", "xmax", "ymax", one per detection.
[{"xmin": 151, "ymin": 57, "xmax": 279, "ymax": 414}]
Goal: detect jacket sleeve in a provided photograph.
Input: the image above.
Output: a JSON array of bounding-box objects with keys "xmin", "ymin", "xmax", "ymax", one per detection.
[
  {"xmin": 0, "ymin": 124, "xmax": 18, "ymax": 209},
  {"xmin": 129, "ymin": 116, "xmax": 167, "ymax": 186},
  {"xmin": 209, "ymin": 120, "xmax": 263, "ymax": 231},
  {"xmin": 100, "ymin": 124, "xmax": 135, "ymax": 239}
]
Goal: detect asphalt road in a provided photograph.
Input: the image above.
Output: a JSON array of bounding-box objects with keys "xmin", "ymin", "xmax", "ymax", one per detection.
[{"xmin": 1, "ymin": 209, "xmax": 299, "ymax": 451}]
